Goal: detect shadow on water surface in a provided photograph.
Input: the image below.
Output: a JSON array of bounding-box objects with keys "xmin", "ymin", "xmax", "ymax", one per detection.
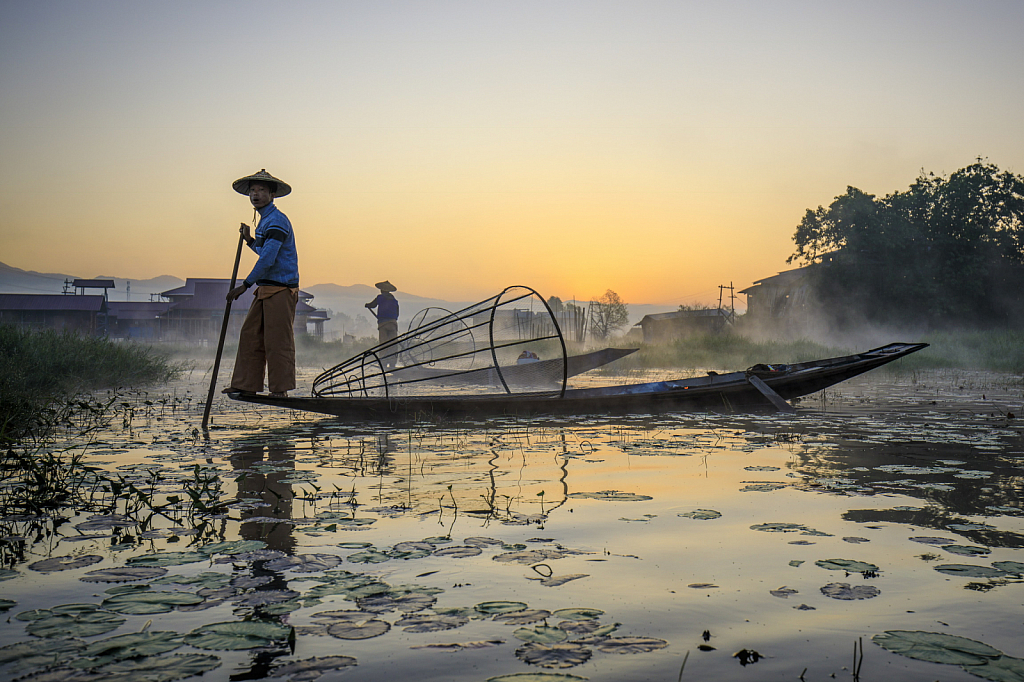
[{"xmin": 0, "ymin": 370, "xmax": 1022, "ymax": 681}]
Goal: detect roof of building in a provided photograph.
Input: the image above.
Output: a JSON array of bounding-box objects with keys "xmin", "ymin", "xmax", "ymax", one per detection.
[
  {"xmin": 163, "ymin": 278, "xmax": 314, "ymax": 303},
  {"xmin": 73, "ymin": 279, "xmax": 116, "ymax": 289},
  {"xmin": 637, "ymin": 309, "xmax": 729, "ymax": 324},
  {"xmin": 0, "ymin": 294, "xmax": 106, "ymax": 312}
]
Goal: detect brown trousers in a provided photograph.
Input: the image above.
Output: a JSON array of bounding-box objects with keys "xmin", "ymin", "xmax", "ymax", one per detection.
[{"xmin": 230, "ymin": 286, "xmax": 298, "ymax": 393}]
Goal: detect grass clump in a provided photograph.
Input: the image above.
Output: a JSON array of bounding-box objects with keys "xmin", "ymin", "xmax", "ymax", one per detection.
[{"xmin": 0, "ymin": 324, "xmax": 182, "ymax": 443}]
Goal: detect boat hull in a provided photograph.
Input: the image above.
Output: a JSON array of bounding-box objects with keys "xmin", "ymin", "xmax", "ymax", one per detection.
[{"xmin": 229, "ymin": 343, "xmax": 927, "ymax": 419}]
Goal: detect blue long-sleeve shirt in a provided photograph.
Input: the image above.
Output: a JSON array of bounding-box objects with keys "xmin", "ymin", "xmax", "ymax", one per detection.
[{"xmin": 243, "ymin": 202, "xmax": 299, "ymax": 288}]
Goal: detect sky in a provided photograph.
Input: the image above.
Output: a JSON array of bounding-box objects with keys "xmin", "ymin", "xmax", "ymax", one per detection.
[{"xmin": 2, "ymin": 0, "xmax": 1023, "ymax": 306}]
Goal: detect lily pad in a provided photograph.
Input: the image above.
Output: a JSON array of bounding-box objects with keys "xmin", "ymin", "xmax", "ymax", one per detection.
[
  {"xmin": 476, "ymin": 601, "xmax": 528, "ymax": 615},
  {"xmin": 494, "ymin": 609, "xmax": 552, "ymax": 625},
  {"xmin": 265, "ymin": 553, "xmax": 342, "ymax": 572},
  {"xmin": 464, "ymin": 536, "xmax": 505, "ymax": 547},
  {"xmin": 185, "ymin": 620, "xmax": 292, "ymax": 650},
  {"xmin": 433, "ymin": 545, "xmax": 483, "ymax": 558},
  {"xmin": 820, "ymin": 583, "xmax": 880, "ymax": 600},
  {"xmin": 770, "ymin": 587, "xmax": 798, "ymax": 598},
  {"xmin": 934, "ymin": 564, "xmax": 1008, "ymax": 578},
  {"xmin": 269, "ymin": 656, "xmax": 358, "ymax": 678},
  {"xmin": 538, "ymin": 574, "xmax": 589, "ymax": 587},
  {"xmin": 966, "ymin": 655, "xmax": 1024, "ymax": 682},
  {"xmin": 493, "ymin": 549, "xmax": 566, "ymax": 565},
  {"xmin": 127, "ymin": 551, "xmax": 207, "ymax": 567},
  {"xmin": 357, "ymin": 592, "xmax": 436, "ymax": 614},
  {"xmin": 678, "ymin": 509, "xmax": 722, "ymax": 520},
  {"xmin": 93, "ymin": 653, "xmax": 221, "ymax": 680},
  {"xmin": 515, "ymin": 625, "xmax": 568, "ymax": 644},
  {"xmin": 102, "ymin": 590, "xmax": 205, "ymax": 614},
  {"xmin": 153, "ymin": 572, "xmax": 232, "ymax": 589},
  {"xmin": 24, "ymin": 607, "xmax": 126, "ymax": 638},
  {"xmin": 552, "ymin": 608, "xmax": 604, "ymax": 621},
  {"xmin": 750, "ymin": 522, "xmax": 809, "ymax": 533},
  {"xmin": 28, "ymin": 554, "xmax": 103, "ymax": 573},
  {"xmin": 0, "ymin": 599, "xmax": 15, "ymax": 612},
  {"xmin": 942, "ymin": 545, "xmax": 991, "ymax": 557},
  {"xmin": 326, "ymin": 617, "xmax": 391, "ymax": 640},
  {"xmin": 396, "ymin": 613, "xmax": 470, "ymax": 632},
  {"xmin": 74, "ymin": 514, "xmax": 138, "ymax": 531},
  {"xmin": 81, "ymin": 567, "xmax": 168, "ymax": 583},
  {"xmin": 70, "ymin": 631, "xmax": 183, "ymax": 667},
  {"xmin": 815, "ymin": 559, "xmax": 879, "ymax": 573},
  {"xmin": 872, "ymin": 630, "xmax": 1002, "ymax": 665},
  {"xmin": 0, "ymin": 568, "xmax": 17, "ymax": 581},
  {"xmin": 516, "ymin": 642, "xmax": 593, "ymax": 668},
  {"xmin": 347, "ymin": 550, "xmax": 393, "ymax": 564},
  {"xmin": 910, "ymin": 536, "xmax": 956, "ymax": 545},
  {"xmin": 233, "ymin": 589, "xmax": 301, "ymax": 607},
  {"xmin": 558, "ymin": 620, "xmax": 618, "ymax": 638},
  {"xmin": 596, "ymin": 637, "xmax": 669, "ymax": 654},
  {"xmin": 567, "ymin": 491, "xmax": 652, "ymax": 501},
  {"xmin": 199, "ymin": 540, "xmax": 267, "ymax": 555},
  {"xmin": 992, "ymin": 561, "xmax": 1024, "ymax": 575}
]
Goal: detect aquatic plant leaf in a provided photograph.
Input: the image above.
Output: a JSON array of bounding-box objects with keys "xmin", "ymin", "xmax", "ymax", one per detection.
[
  {"xmin": 0, "ymin": 637, "xmax": 85, "ymax": 669},
  {"xmin": 102, "ymin": 590, "xmax": 204, "ymax": 614},
  {"xmin": 261, "ymin": 600, "xmax": 304, "ymax": 615},
  {"xmin": 81, "ymin": 567, "xmax": 168, "ymax": 583},
  {"xmin": 265, "ymin": 553, "xmax": 342, "ymax": 572},
  {"xmin": 843, "ymin": 537, "xmax": 869, "ymax": 544},
  {"xmin": 337, "ymin": 541, "xmax": 374, "ymax": 549},
  {"xmin": 71, "ymin": 631, "xmax": 183, "ymax": 667},
  {"xmin": 476, "ymin": 601, "xmax": 528, "ymax": 615},
  {"xmin": 0, "ymin": 568, "xmax": 19, "ymax": 581},
  {"xmin": 596, "ymin": 637, "xmax": 669, "ymax": 654},
  {"xmin": 486, "ymin": 674, "xmax": 588, "ymax": 682},
  {"xmin": 185, "ymin": 621, "xmax": 291, "ymax": 650},
  {"xmin": 872, "ymin": 630, "xmax": 1002, "ymax": 665},
  {"xmin": 74, "ymin": 514, "xmax": 138, "ymax": 531},
  {"xmin": 231, "ymin": 575, "xmax": 273, "ymax": 589},
  {"xmin": 493, "ymin": 549, "xmax": 566, "ymax": 565},
  {"xmin": 820, "ymin": 583, "xmax": 880, "ymax": 600},
  {"xmin": 199, "ymin": 540, "xmax": 267, "ymax": 555},
  {"xmin": 516, "ymin": 642, "xmax": 592, "ymax": 668},
  {"xmin": 396, "ymin": 613, "xmax": 470, "ymax": 632},
  {"xmin": 934, "ymin": 564, "xmax": 1008, "ymax": 578},
  {"xmin": 515, "ymin": 625, "xmax": 568, "ymax": 644},
  {"xmin": 269, "ymin": 655, "xmax": 358, "ymax": 677},
  {"xmin": 815, "ymin": 559, "xmax": 879, "ymax": 572},
  {"xmin": 688, "ymin": 583, "xmax": 719, "ymax": 589},
  {"xmin": 153, "ymin": 572, "xmax": 231, "ymax": 588},
  {"xmin": 347, "ymin": 550, "xmax": 392, "ymax": 564},
  {"xmin": 539, "ymin": 574, "xmax": 589, "ymax": 587},
  {"xmin": 0, "ymin": 598, "xmax": 14, "ymax": 612},
  {"xmin": 26, "ymin": 609, "xmax": 126, "ymax": 638},
  {"xmin": 741, "ymin": 482, "xmax": 787, "ymax": 492},
  {"xmin": 551, "ymin": 608, "xmax": 604, "ymax": 621},
  {"xmin": 411, "ymin": 640, "xmax": 505, "ymax": 651},
  {"xmin": 909, "ymin": 536, "xmax": 956, "ymax": 545},
  {"xmin": 557, "ymin": 619, "xmax": 618, "ymax": 638},
  {"xmin": 127, "ymin": 551, "xmax": 207, "ymax": 567},
  {"xmin": 94, "ymin": 652, "xmax": 222, "ymax": 680},
  {"xmin": 357, "ymin": 592, "xmax": 436, "ymax": 614},
  {"xmin": 940, "ymin": 545, "xmax": 991, "ymax": 557},
  {"xmin": 233, "ymin": 589, "xmax": 301, "ymax": 607},
  {"xmin": 434, "ymin": 545, "xmax": 483, "ymax": 558},
  {"xmin": 464, "ymin": 536, "xmax": 504, "ymax": 548},
  {"xmin": 393, "ymin": 541, "xmax": 434, "ymax": 553},
  {"xmin": 678, "ymin": 509, "xmax": 722, "ymax": 520},
  {"xmin": 28, "ymin": 554, "xmax": 103, "ymax": 572},
  {"xmin": 770, "ymin": 587, "xmax": 798, "ymax": 598},
  {"xmin": 422, "ymin": 535, "xmax": 453, "ymax": 544},
  {"xmin": 965, "ymin": 655, "xmax": 1024, "ymax": 682},
  {"xmin": 567, "ymin": 491, "xmax": 652, "ymax": 501},
  {"xmin": 326, "ymin": 618, "xmax": 391, "ymax": 640},
  {"xmin": 750, "ymin": 522, "xmax": 808, "ymax": 533},
  {"xmin": 789, "ymin": 560, "xmax": 805, "ymax": 567},
  {"xmin": 992, "ymin": 561, "xmax": 1024, "ymax": 575},
  {"xmin": 494, "ymin": 609, "xmax": 551, "ymax": 625}
]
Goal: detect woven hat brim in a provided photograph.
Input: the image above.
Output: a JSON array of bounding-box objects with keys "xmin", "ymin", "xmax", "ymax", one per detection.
[
  {"xmin": 374, "ymin": 281, "xmax": 397, "ymax": 292},
  {"xmin": 232, "ymin": 170, "xmax": 292, "ymax": 197}
]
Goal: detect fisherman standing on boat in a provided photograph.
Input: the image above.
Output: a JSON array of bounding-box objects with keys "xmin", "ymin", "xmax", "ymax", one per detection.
[
  {"xmin": 224, "ymin": 169, "xmax": 299, "ymax": 398},
  {"xmin": 366, "ymin": 280, "xmax": 400, "ymax": 345}
]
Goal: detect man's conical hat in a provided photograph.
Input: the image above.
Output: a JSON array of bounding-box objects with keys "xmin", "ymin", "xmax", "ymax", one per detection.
[
  {"xmin": 374, "ymin": 280, "xmax": 397, "ymax": 292},
  {"xmin": 232, "ymin": 169, "xmax": 292, "ymax": 197}
]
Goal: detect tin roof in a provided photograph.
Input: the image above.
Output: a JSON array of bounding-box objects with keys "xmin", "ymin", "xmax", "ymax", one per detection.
[
  {"xmin": 73, "ymin": 279, "xmax": 115, "ymax": 289},
  {"xmin": 106, "ymin": 301, "xmax": 173, "ymax": 320}
]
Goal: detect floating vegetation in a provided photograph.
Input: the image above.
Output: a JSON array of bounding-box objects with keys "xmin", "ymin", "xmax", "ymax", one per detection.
[
  {"xmin": 820, "ymin": 583, "xmax": 881, "ymax": 600},
  {"xmin": 184, "ymin": 621, "xmax": 292, "ymax": 650},
  {"xmin": 814, "ymin": 558, "xmax": 879, "ymax": 573},
  {"xmin": 678, "ymin": 509, "xmax": 722, "ymax": 520},
  {"xmin": 28, "ymin": 554, "xmax": 103, "ymax": 572},
  {"xmin": 516, "ymin": 642, "xmax": 593, "ymax": 668},
  {"xmin": 567, "ymin": 491, "xmax": 653, "ymax": 501}
]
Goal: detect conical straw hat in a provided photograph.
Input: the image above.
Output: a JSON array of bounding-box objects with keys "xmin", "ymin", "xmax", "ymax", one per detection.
[{"xmin": 232, "ymin": 169, "xmax": 292, "ymax": 197}]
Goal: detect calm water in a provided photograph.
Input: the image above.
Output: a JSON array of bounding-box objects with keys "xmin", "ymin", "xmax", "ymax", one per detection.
[{"xmin": 1, "ymin": 367, "xmax": 1022, "ymax": 681}]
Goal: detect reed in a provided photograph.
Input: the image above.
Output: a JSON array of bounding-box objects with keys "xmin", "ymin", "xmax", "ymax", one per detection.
[{"xmin": 0, "ymin": 324, "xmax": 182, "ymax": 443}]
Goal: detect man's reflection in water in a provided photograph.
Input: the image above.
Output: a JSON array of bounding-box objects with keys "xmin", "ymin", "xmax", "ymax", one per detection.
[{"xmin": 228, "ymin": 437, "xmax": 298, "ymax": 680}]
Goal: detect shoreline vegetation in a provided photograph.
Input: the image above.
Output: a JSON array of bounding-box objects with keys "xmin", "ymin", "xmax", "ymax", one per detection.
[{"xmin": 0, "ymin": 324, "xmax": 182, "ymax": 444}]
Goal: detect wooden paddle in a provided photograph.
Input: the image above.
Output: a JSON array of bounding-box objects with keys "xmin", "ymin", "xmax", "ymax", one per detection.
[{"xmin": 201, "ymin": 232, "xmax": 245, "ymax": 432}]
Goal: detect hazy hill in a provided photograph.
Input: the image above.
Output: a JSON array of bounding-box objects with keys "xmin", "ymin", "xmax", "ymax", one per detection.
[{"xmin": 0, "ymin": 261, "xmax": 183, "ymax": 298}]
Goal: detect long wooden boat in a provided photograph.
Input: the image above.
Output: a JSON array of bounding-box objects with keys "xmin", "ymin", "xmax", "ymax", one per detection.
[{"xmin": 228, "ymin": 342, "xmax": 927, "ymax": 419}]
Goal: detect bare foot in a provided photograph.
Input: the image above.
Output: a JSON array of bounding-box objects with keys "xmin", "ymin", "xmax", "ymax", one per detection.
[{"xmin": 269, "ymin": 391, "xmax": 288, "ymax": 398}]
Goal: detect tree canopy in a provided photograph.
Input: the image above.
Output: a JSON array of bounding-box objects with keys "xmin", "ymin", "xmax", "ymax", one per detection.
[
  {"xmin": 589, "ymin": 290, "xmax": 630, "ymax": 340},
  {"xmin": 788, "ymin": 160, "xmax": 1024, "ymax": 327}
]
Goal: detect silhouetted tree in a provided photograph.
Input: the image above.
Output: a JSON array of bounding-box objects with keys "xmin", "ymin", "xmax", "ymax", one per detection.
[
  {"xmin": 788, "ymin": 160, "xmax": 1024, "ymax": 327},
  {"xmin": 589, "ymin": 290, "xmax": 630, "ymax": 339}
]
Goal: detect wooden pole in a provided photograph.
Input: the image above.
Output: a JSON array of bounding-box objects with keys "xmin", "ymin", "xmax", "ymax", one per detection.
[{"xmin": 202, "ymin": 233, "xmax": 245, "ymax": 432}]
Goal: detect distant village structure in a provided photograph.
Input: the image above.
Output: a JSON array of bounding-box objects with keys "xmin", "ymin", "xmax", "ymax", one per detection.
[{"xmin": 0, "ymin": 278, "xmax": 328, "ymax": 342}]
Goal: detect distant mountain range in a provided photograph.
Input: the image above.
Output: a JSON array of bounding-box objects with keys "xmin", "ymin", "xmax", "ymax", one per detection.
[{"xmin": 0, "ymin": 260, "xmax": 686, "ymax": 338}]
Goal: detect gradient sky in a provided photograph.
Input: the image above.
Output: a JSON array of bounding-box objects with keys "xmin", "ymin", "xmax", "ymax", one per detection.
[{"xmin": 2, "ymin": 0, "xmax": 1022, "ymax": 305}]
